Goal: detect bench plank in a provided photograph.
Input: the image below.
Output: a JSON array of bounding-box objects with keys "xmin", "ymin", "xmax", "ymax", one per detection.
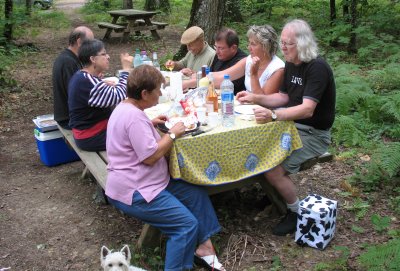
[
  {"xmin": 57, "ymin": 126, "xmax": 107, "ymax": 189},
  {"xmin": 98, "ymin": 22, "xmax": 127, "ymax": 32}
]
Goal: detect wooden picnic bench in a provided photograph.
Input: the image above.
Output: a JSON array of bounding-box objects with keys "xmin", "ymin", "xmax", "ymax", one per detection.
[
  {"xmin": 58, "ymin": 125, "xmax": 332, "ymax": 248},
  {"xmin": 98, "ymin": 9, "xmax": 168, "ymax": 42}
]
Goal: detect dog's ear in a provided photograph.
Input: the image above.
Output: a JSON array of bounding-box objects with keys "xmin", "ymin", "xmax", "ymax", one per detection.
[
  {"xmin": 120, "ymin": 245, "xmax": 131, "ymax": 263},
  {"xmin": 101, "ymin": 246, "xmax": 111, "ymax": 266}
]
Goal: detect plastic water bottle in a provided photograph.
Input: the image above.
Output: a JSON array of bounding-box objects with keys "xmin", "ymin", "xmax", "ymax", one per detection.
[
  {"xmin": 152, "ymin": 52, "xmax": 160, "ymax": 70},
  {"xmin": 220, "ymin": 74, "xmax": 235, "ymax": 127},
  {"xmin": 133, "ymin": 49, "xmax": 142, "ymax": 68},
  {"xmin": 141, "ymin": 50, "xmax": 152, "ymax": 65}
]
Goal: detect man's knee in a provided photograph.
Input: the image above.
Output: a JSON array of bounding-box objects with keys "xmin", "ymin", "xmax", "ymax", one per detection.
[{"xmin": 264, "ymin": 165, "xmax": 286, "ymax": 185}]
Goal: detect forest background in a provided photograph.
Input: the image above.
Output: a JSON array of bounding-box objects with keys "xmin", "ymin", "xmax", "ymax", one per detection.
[{"xmin": 0, "ymin": 0, "xmax": 399, "ymax": 270}]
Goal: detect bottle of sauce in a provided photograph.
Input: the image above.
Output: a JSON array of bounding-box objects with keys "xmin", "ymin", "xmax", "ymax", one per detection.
[
  {"xmin": 198, "ymin": 66, "xmax": 209, "ymax": 88},
  {"xmin": 205, "ymin": 71, "xmax": 218, "ymax": 113}
]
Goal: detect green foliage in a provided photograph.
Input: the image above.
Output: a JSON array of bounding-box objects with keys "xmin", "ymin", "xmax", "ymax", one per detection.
[
  {"xmin": 367, "ymin": 64, "xmax": 400, "ymax": 93},
  {"xmin": 358, "ymin": 238, "xmax": 400, "ymax": 271},
  {"xmin": 371, "ymin": 214, "xmax": 391, "ymax": 233},
  {"xmin": 270, "ymin": 255, "xmax": 283, "ymax": 271},
  {"xmin": 314, "ymin": 246, "xmax": 350, "ymax": 271},
  {"xmin": 344, "ymin": 198, "xmax": 370, "ymax": 221},
  {"xmin": 350, "ymin": 142, "xmax": 400, "ymax": 190},
  {"xmin": 351, "ymin": 225, "xmax": 365, "ymax": 234},
  {"xmin": 131, "ymin": 246, "xmax": 164, "ymax": 270},
  {"xmin": 389, "ymin": 188, "xmax": 400, "ymax": 215}
]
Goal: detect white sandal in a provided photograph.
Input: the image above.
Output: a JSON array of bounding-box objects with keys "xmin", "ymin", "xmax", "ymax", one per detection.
[{"xmin": 194, "ymin": 254, "xmax": 225, "ymax": 271}]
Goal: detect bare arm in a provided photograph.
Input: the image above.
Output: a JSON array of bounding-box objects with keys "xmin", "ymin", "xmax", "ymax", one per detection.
[
  {"xmin": 251, "ymin": 68, "xmax": 284, "ymax": 95},
  {"xmin": 213, "ymin": 58, "xmax": 247, "ymax": 88},
  {"xmin": 142, "ymin": 122, "xmax": 186, "ymax": 166},
  {"xmin": 237, "ymin": 91, "xmax": 289, "ymax": 108},
  {"xmin": 253, "ymin": 98, "xmax": 317, "ymax": 124}
]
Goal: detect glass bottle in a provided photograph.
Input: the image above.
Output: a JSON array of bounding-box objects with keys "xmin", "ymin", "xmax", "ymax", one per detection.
[
  {"xmin": 152, "ymin": 52, "xmax": 160, "ymax": 71},
  {"xmin": 205, "ymin": 72, "xmax": 218, "ymax": 113}
]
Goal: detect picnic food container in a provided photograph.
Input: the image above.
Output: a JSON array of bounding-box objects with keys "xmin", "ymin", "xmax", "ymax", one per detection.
[
  {"xmin": 33, "ymin": 114, "xmax": 79, "ymax": 167},
  {"xmin": 295, "ymin": 194, "xmax": 338, "ymax": 250}
]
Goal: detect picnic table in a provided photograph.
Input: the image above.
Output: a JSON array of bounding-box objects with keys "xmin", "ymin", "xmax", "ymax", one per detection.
[{"xmin": 98, "ymin": 9, "xmax": 168, "ymax": 41}]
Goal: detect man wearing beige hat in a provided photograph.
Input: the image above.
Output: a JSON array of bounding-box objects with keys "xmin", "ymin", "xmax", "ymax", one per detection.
[{"xmin": 165, "ymin": 26, "xmax": 215, "ymax": 76}]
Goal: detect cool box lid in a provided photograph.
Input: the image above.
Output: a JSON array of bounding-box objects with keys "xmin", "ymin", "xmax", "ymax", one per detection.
[{"xmin": 33, "ymin": 114, "xmax": 58, "ymax": 132}]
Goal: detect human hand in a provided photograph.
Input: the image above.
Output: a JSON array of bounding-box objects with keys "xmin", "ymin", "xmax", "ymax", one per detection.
[
  {"xmin": 236, "ymin": 91, "xmax": 254, "ymax": 104},
  {"xmin": 169, "ymin": 121, "xmax": 186, "ymax": 138},
  {"xmin": 254, "ymin": 107, "xmax": 272, "ymax": 124},
  {"xmin": 102, "ymin": 79, "xmax": 117, "ymax": 86},
  {"xmin": 250, "ymin": 56, "xmax": 261, "ymax": 76},
  {"xmin": 181, "ymin": 68, "xmax": 194, "ymax": 77},
  {"xmin": 120, "ymin": 53, "xmax": 134, "ymax": 71},
  {"xmin": 165, "ymin": 60, "xmax": 175, "ymax": 71},
  {"xmin": 152, "ymin": 115, "xmax": 168, "ymax": 126}
]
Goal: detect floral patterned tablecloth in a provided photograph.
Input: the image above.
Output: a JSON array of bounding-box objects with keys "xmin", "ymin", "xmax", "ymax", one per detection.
[{"xmin": 167, "ymin": 118, "xmax": 302, "ymax": 185}]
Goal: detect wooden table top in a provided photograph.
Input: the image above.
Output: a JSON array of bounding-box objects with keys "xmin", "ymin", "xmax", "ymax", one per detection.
[{"xmin": 108, "ymin": 9, "xmax": 158, "ymax": 17}]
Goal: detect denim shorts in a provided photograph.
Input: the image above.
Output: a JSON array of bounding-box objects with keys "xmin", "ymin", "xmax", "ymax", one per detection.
[{"xmin": 282, "ymin": 123, "xmax": 331, "ymax": 174}]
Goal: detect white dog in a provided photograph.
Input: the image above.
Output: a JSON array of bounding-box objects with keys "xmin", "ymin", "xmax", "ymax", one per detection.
[{"xmin": 101, "ymin": 245, "xmax": 147, "ymax": 271}]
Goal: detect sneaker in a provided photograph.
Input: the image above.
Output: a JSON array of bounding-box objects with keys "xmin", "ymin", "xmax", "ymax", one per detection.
[{"xmin": 272, "ymin": 209, "xmax": 298, "ymax": 236}]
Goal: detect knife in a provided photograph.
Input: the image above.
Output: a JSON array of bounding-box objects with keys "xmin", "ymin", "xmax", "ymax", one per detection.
[{"xmin": 191, "ymin": 125, "xmax": 215, "ymax": 136}]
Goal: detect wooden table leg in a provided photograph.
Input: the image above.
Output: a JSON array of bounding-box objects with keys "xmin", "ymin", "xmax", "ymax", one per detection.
[
  {"xmin": 145, "ymin": 18, "xmax": 160, "ymax": 39},
  {"xmin": 103, "ymin": 16, "xmax": 120, "ymax": 40}
]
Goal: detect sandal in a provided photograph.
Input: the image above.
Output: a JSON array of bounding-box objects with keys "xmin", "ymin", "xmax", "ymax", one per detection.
[{"xmin": 194, "ymin": 254, "xmax": 225, "ymax": 271}]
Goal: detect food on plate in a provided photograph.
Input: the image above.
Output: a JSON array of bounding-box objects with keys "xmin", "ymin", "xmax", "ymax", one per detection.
[{"xmin": 166, "ymin": 115, "xmax": 198, "ymax": 131}]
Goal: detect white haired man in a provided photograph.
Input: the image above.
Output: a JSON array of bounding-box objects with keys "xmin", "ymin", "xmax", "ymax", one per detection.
[{"xmin": 237, "ymin": 19, "xmax": 336, "ymax": 236}]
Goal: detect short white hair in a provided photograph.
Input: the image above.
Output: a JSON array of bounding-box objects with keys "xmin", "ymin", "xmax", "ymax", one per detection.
[{"xmin": 283, "ymin": 19, "xmax": 318, "ymax": 62}]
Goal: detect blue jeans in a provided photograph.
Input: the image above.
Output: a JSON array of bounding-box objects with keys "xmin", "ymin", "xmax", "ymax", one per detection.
[{"xmin": 107, "ymin": 179, "xmax": 221, "ymax": 271}]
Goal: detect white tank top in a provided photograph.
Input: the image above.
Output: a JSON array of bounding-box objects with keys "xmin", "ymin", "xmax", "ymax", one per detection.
[{"xmin": 244, "ymin": 55, "xmax": 285, "ymax": 92}]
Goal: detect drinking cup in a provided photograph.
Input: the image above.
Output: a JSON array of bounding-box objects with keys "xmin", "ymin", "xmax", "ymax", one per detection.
[
  {"xmin": 208, "ymin": 112, "xmax": 220, "ymax": 127},
  {"xmin": 196, "ymin": 107, "xmax": 207, "ymax": 124}
]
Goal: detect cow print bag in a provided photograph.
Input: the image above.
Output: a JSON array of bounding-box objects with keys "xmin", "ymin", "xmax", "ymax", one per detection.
[{"xmin": 295, "ymin": 194, "xmax": 338, "ymax": 250}]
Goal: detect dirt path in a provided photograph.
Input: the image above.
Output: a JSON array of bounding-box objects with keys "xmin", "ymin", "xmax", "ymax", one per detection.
[{"xmin": 0, "ymin": 3, "xmax": 398, "ymax": 271}]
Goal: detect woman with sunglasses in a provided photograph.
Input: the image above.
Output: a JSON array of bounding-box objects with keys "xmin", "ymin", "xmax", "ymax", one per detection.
[{"xmin": 68, "ymin": 39, "xmax": 133, "ymax": 151}]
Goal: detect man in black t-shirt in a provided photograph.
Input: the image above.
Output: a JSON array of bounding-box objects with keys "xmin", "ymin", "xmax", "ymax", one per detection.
[
  {"xmin": 237, "ymin": 19, "xmax": 336, "ymax": 236},
  {"xmin": 211, "ymin": 28, "xmax": 247, "ymax": 94},
  {"xmin": 52, "ymin": 26, "xmax": 94, "ymax": 129}
]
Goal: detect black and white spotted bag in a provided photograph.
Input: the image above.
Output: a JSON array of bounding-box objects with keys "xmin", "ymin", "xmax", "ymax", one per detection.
[{"xmin": 295, "ymin": 194, "xmax": 338, "ymax": 250}]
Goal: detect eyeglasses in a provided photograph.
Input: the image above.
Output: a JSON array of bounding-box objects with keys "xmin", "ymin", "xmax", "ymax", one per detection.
[
  {"xmin": 280, "ymin": 41, "xmax": 296, "ymax": 48},
  {"xmin": 214, "ymin": 45, "xmax": 229, "ymax": 52}
]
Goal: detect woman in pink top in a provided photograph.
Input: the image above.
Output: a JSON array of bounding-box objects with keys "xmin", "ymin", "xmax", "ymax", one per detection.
[{"xmin": 105, "ymin": 65, "xmax": 225, "ymax": 271}]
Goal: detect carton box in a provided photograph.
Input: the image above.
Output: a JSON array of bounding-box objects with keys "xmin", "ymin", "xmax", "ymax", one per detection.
[{"xmin": 34, "ymin": 129, "xmax": 80, "ymax": 166}]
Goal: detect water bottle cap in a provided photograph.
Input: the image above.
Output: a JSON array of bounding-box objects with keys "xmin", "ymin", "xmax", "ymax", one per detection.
[
  {"xmin": 224, "ymin": 74, "xmax": 230, "ymax": 79},
  {"xmin": 205, "ymin": 67, "xmax": 210, "ymax": 74}
]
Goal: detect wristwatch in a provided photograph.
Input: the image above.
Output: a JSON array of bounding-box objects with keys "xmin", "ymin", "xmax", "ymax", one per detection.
[
  {"xmin": 168, "ymin": 132, "xmax": 176, "ymax": 141},
  {"xmin": 271, "ymin": 110, "xmax": 277, "ymax": 122}
]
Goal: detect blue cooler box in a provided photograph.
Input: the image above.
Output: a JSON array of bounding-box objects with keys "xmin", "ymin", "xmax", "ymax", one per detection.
[{"xmin": 34, "ymin": 128, "xmax": 80, "ymax": 167}]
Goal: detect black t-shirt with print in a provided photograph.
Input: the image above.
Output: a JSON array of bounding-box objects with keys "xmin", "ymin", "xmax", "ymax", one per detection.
[{"xmin": 280, "ymin": 57, "xmax": 336, "ymax": 130}]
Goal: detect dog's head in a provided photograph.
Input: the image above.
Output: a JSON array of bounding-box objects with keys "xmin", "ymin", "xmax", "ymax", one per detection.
[{"xmin": 101, "ymin": 245, "xmax": 131, "ymax": 271}]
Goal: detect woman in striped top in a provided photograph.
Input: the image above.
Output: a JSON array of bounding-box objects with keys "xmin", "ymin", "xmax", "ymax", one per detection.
[{"xmin": 68, "ymin": 39, "xmax": 133, "ymax": 151}]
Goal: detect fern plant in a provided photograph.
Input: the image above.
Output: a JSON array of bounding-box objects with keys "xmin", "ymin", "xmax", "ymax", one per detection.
[{"xmin": 358, "ymin": 238, "xmax": 400, "ymax": 271}]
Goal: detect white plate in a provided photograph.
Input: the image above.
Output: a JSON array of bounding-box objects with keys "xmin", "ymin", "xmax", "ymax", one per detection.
[
  {"xmin": 102, "ymin": 77, "xmax": 119, "ymax": 84},
  {"xmin": 234, "ymin": 104, "xmax": 260, "ymax": 115}
]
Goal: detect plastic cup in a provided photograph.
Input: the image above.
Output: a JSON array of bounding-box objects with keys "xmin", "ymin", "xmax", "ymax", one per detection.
[
  {"xmin": 196, "ymin": 107, "xmax": 207, "ymax": 124},
  {"xmin": 208, "ymin": 112, "xmax": 220, "ymax": 127}
]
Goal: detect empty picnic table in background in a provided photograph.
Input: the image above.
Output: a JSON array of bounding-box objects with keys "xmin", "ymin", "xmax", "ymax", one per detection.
[{"xmin": 98, "ymin": 9, "xmax": 168, "ymax": 42}]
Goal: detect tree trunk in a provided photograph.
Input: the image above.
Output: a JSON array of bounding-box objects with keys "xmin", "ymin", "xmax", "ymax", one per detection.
[
  {"xmin": 144, "ymin": 0, "xmax": 170, "ymax": 12},
  {"xmin": 159, "ymin": 0, "xmax": 170, "ymax": 13},
  {"xmin": 122, "ymin": 0, "xmax": 133, "ymax": 9},
  {"xmin": 225, "ymin": 0, "xmax": 243, "ymax": 22},
  {"xmin": 144, "ymin": 0, "xmax": 157, "ymax": 10},
  {"xmin": 4, "ymin": 0, "xmax": 13, "ymax": 42},
  {"xmin": 25, "ymin": 0, "xmax": 32, "ymax": 16},
  {"xmin": 348, "ymin": 0, "xmax": 357, "ymax": 53},
  {"xmin": 329, "ymin": 0, "xmax": 338, "ymax": 47},
  {"xmin": 175, "ymin": 0, "xmax": 225, "ymax": 60}
]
